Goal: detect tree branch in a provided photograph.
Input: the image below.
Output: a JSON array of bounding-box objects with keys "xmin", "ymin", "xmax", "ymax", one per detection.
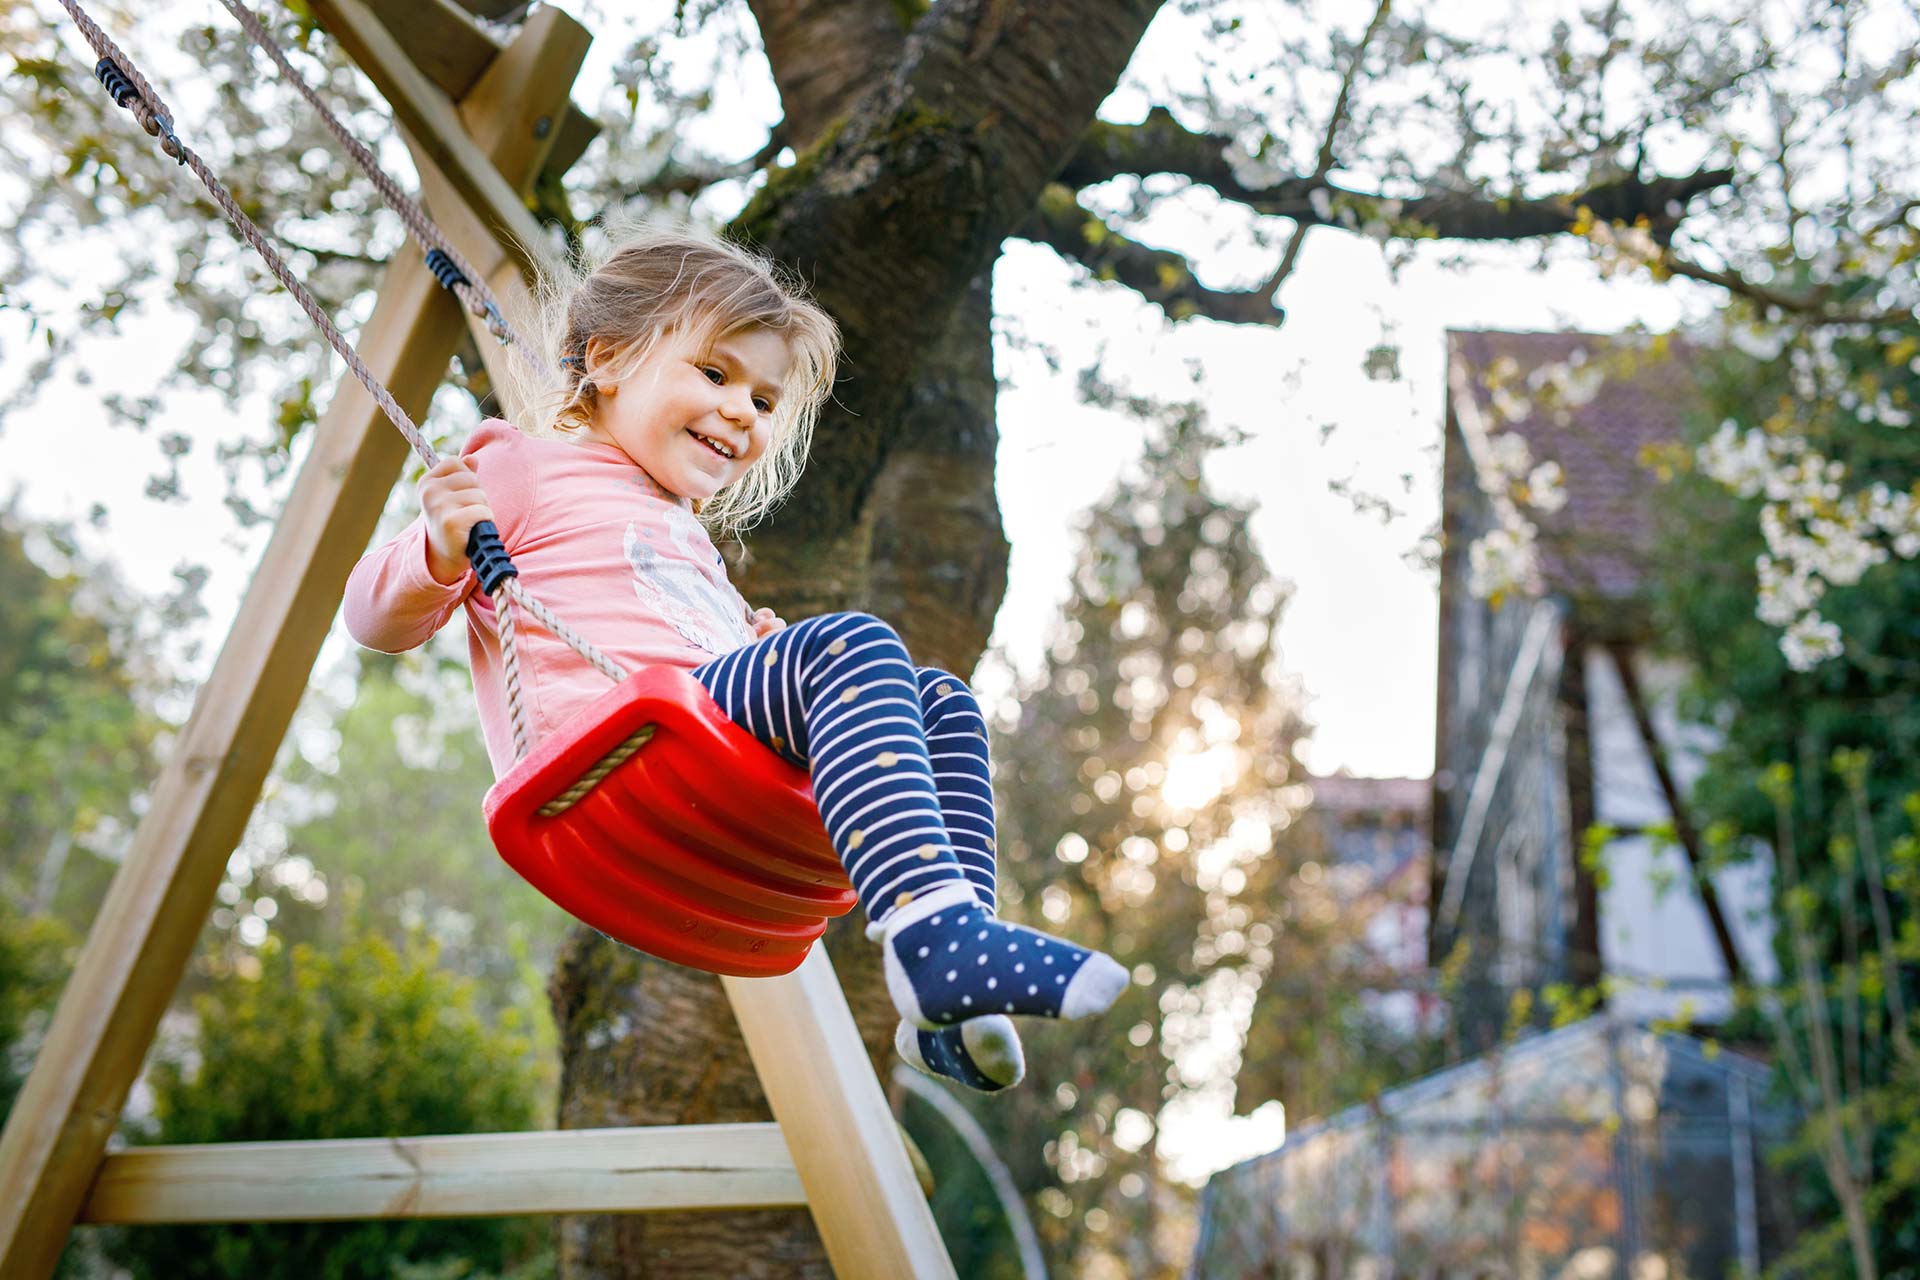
[
  {"xmin": 730, "ymin": 0, "xmax": 1164, "ymax": 537},
  {"xmin": 1659, "ymin": 249, "xmax": 1911, "ymax": 327},
  {"xmin": 1262, "ymin": 0, "xmax": 1393, "ymax": 301},
  {"xmin": 1057, "ymin": 106, "xmax": 1735, "ymax": 241},
  {"xmin": 1015, "ymin": 184, "xmax": 1281, "ymax": 325}
]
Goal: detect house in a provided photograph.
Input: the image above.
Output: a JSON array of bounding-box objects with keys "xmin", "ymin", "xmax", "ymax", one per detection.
[
  {"xmin": 1430, "ymin": 330, "xmax": 1774, "ymax": 1040},
  {"xmin": 1193, "ymin": 331, "xmax": 1798, "ymax": 1275},
  {"xmin": 1303, "ymin": 772, "xmax": 1436, "ymax": 1035}
]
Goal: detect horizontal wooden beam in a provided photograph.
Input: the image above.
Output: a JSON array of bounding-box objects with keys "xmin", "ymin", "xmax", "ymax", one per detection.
[
  {"xmin": 354, "ymin": 0, "xmax": 599, "ymax": 177},
  {"xmin": 80, "ymin": 1124, "xmax": 805, "ymax": 1223}
]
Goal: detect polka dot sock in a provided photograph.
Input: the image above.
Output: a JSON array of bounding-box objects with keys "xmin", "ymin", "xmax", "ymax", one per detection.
[
  {"xmin": 894, "ymin": 1015, "xmax": 1025, "ymax": 1092},
  {"xmin": 880, "ymin": 884, "xmax": 1128, "ymax": 1030}
]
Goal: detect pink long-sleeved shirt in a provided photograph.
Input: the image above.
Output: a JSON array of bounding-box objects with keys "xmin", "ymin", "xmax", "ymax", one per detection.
[{"xmin": 343, "ymin": 420, "xmax": 757, "ymax": 777}]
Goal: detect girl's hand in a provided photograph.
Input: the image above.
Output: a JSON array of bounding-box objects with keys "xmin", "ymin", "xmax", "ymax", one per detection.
[
  {"xmin": 419, "ymin": 457, "xmax": 495, "ymax": 585},
  {"xmin": 749, "ymin": 607, "xmax": 787, "ymax": 638}
]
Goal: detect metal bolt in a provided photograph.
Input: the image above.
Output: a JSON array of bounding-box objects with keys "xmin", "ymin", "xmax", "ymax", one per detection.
[{"xmin": 532, "ymin": 115, "xmax": 553, "ymax": 139}]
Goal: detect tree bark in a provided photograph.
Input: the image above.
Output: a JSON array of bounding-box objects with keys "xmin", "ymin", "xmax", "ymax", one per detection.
[{"xmin": 745, "ymin": 0, "xmax": 908, "ymax": 147}]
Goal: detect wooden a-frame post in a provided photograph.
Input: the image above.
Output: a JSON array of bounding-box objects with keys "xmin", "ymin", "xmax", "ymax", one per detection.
[{"xmin": 0, "ymin": 4, "xmax": 954, "ymax": 1277}]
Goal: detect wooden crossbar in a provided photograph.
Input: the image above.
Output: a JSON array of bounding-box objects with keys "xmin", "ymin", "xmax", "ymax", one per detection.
[
  {"xmin": 310, "ymin": 0, "xmax": 563, "ymax": 286},
  {"xmin": 79, "ymin": 1124, "xmax": 806, "ymax": 1223}
]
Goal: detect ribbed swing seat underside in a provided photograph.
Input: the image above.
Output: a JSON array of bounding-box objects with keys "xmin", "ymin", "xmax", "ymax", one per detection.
[{"xmin": 483, "ymin": 666, "xmax": 856, "ymax": 977}]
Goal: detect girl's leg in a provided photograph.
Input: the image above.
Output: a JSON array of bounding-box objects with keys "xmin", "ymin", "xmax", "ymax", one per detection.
[
  {"xmin": 692, "ymin": 613, "xmax": 1125, "ymax": 1029},
  {"xmin": 916, "ymin": 668, "xmax": 996, "ymax": 904},
  {"xmin": 895, "ymin": 668, "xmax": 1023, "ymax": 1090}
]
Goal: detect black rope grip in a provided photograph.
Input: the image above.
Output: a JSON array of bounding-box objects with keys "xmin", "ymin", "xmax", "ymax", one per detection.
[
  {"xmin": 465, "ymin": 520, "xmax": 518, "ymax": 594},
  {"xmin": 424, "ymin": 248, "xmax": 471, "ymax": 293},
  {"xmin": 94, "ymin": 57, "xmax": 183, "ymax": 163},
  {"xmin": 93, "ymin": 57, "xmax": 138, "ymax": 109}
]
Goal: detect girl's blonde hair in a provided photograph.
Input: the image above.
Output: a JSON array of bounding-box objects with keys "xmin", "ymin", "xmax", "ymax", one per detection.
[{"xmin": 509, "ymin": 223, "xmax": 840, "ymax": 536}]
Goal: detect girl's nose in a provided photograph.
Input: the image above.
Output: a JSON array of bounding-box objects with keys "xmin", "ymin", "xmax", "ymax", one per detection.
[{"xmin": 722, "ymin": 386, "xmax": 756, "ymax": 426}]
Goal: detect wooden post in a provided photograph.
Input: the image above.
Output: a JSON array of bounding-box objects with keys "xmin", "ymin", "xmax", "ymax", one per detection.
[
  {"xmin": 0, "ymin": 15, "xmax": 590, "ymax": 1276},
  {"xmin": 725, "ymin": 950, "xmax": 959, "ymax": 1280}
]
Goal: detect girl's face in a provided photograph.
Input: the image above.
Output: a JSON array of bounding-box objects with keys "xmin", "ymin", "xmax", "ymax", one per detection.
[{"xmin": 580, "ymin": 325, "xmax": 792, "ymax": 501}]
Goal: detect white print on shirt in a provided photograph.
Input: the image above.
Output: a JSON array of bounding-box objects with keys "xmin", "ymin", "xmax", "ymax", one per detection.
[{"xmin": 623, "ymin": 509, "xmax": 755, "ymax": 655}]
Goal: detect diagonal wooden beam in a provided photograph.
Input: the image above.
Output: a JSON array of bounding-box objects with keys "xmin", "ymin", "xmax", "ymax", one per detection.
[
  {"xmin": 725, "ymin": 947, "xmax": 958, "ymax": 1279},
  {"xmin": 396, "ymin": 3, "xmax": 591, "ymax": 419},
  {"xmin": 1605, "ymin": 641, "xmax": 1751, "ymax": 988},
  {"xmin": 0, "ymin": 15, "xmax": 590, "ymax": 1277},
  {"xmin": 309, "ymin": 0, "xmax": 568, "ymax": 286}
]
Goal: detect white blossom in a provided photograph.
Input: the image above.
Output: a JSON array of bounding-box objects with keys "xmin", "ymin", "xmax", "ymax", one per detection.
[
  {"xmin": 1755, "ymin": 555, "xmax": 1823, "ymax": 627},
  {"xmin": 1524, "ymin": 461, "xmax": 1568, "ymax": 514},
  {"xmin": 1586, "ymin": 219, "xmax": 1663, "ymax": 278},
  {"xmin": 1781, "ymin": 613, "xmax": 1843, "ymax": 671},
  {"xmin": 1698, "ymin": 422, "xmax": 1920, "ymax": 671},
  {"xmin": 1696, "ymin": 420, "xmax": 1772, "ymax": 498},
  {"xmin": 1488, "ymin": 432, "xmax": 1533, "ymax": 477},
  {"xmin": 1468, "ymin": 523, "xmax": 1541, "ymax": 601}
]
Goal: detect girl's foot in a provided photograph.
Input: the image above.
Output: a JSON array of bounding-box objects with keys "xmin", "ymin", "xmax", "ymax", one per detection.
[
  {"xmin": 894, "ymin": 1017, "xmax": 1025, "ymax": 1093},
  {"xmin": 879, "ymin": 885, "xmax": 1128, "ymax": 1030}
]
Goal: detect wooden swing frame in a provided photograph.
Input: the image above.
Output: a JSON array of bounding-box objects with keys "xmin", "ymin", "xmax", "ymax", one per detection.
[{"xmin": 0, "ymin": 3, "xmax": 955, "ymax": 1276}]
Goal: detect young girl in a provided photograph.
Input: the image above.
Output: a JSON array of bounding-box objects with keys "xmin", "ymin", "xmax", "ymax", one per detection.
[{"xmin": 343, "ymin": 228, "xmax": 1125, "ymax": 1094}]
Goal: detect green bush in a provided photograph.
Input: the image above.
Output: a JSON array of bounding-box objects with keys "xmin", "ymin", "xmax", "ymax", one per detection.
[
  {"xmin": 0, "ymin": 897, "xmax": 72, "ymax": 1121},
  {"xmin": 110, "ymin": 927, "xmax": 548, "ymax": 1280}
]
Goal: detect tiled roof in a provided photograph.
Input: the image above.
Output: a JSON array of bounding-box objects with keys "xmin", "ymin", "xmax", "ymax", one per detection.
[{"xmin": 1446, "ymin": 329, "xmax": 1703, "ymax": 601}]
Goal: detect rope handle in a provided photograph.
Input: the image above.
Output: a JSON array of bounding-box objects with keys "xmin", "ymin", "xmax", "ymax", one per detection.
[{"xmin": 465, "ymin": 520, "xmax": 519, "ymax": 594}]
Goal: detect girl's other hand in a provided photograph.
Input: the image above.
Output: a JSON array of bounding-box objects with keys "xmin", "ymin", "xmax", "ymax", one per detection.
[
  {"xmin": 749, "ymin": 607, "xmax": 787, "ymax": 638},
  {"xmin": 419, "ymin": 457, "xmax": 495, "ymax": 585}
]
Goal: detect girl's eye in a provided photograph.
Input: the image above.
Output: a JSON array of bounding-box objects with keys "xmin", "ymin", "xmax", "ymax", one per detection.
[
  {"xmin": 753, "ymin": 396, "xmax": 773, "ymax": 414},
  {"xmin": 701, "ymin": 366, "xmax": 724, "ymax": 385}
]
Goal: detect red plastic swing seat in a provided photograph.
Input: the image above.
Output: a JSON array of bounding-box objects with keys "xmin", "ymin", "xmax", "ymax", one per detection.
[{"xmin": 482, "ymin": 665, "xmax": 856, "ymax": 978}]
